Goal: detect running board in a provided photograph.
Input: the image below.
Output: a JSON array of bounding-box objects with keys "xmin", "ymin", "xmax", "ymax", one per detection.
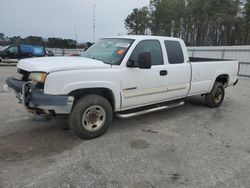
[{"xmin": 116, "ymin": 101, "xmax": 185, "ymax": 119}]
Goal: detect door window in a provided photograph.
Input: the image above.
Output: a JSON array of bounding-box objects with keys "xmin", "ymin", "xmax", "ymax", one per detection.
[
  {"xmin": 7, "ymin": 46, "xmax": 18, "ymax": 55},
  {"xmin": 129, "ymin": 40, "xmax": 164, "ymax": 66},
  {"xmin": 20, "ymin": 45, "xmax": 33, "ymax": 54}
]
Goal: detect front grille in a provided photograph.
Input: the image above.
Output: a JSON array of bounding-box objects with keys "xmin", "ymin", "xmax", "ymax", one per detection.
[
  {"xmin": 18, "ymin": 69, "xmax": 30, "ymax": 81},
  {"xmin": 18, "ymin": 69, "xmax": 44, "ymax": 90}
]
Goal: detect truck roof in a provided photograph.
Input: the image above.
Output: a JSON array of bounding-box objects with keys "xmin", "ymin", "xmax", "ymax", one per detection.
[{"xmin": 103, "ymin": 35, "xmax": 183, "ymax": 42}]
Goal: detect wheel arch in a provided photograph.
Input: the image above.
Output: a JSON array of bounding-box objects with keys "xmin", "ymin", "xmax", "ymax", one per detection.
[
  {"xmin": 68, "ymin": 88, "xmax": 116, "ymax": 111},
  {"xmin": 215, "ymin": 74, "xmax": 229, "ymax": 86},
  {"xmin": 209, "ymin": 74, "xmax": 229, "ymax": 92}
]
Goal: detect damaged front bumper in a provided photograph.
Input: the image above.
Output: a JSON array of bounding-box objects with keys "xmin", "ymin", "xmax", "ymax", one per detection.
[{"xmin": 4, "ymin": 77, "xmax": 74, "ymax": 114}]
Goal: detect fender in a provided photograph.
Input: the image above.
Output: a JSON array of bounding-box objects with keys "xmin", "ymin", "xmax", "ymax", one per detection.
[
  {"xmin": 45, "ymin": 79, "xmax": 121, "ymax": 111},
  {"xmin": 208, "ymin": 71, "xmax": 229, "ymax": 92},
  {"xmin": 64, "ymin": 81, "xmax": 120, "ymax": 111}
]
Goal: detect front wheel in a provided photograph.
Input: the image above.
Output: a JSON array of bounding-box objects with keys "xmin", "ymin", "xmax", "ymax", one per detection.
[
  {"xmin": 205, "ymin": 82, "xmax": 225, "ymax": 108},
  {"xmin": 69, "ymin": 95, "xmax": 113, "ymax": 139}
]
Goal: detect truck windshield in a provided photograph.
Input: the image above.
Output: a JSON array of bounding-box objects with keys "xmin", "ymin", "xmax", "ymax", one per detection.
[{"xmin": 82, "ymin": 38, "xmax": 134, "ymax": 65}]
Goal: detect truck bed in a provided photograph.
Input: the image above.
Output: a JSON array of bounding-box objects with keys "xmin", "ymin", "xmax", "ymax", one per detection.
[
  {"xmin": 189, "ymin": 57, "xmax": 233, "ymax": 62},
  {"xmin": 188, "ymin": 57, "xmax": 238, "ymax": 96}
]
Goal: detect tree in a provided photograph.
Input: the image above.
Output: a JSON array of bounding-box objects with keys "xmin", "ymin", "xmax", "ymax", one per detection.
[
  {"xmin": 245, "ymin": 0, "xmax": 250, "ymax": 22},
  {"xmin": 146, "ymin": 0, "xmax": 245, "ymax": 45},
  {"xmin": 22, "ymin": 36, "xmax": 44, "ymax": 46},
  {"xmin": 47, "ymin": 37, "xmax": 77, "ymax": 48},
  {"xmin": 150, "ymin": 0, "xmax": 186, "ymax": 37},
  {"xmin": 125, "ymin": 7, "xmax": 150, "ymax": 35},
  {"xmin": 244, "ymin": 0, "xmax": 250, "ymax": 43},
  {"xmin": 0, "ymin": 33, "xmax": 4, "ymax": 40}
]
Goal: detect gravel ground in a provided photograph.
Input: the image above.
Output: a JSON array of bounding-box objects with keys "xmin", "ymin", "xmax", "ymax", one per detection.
[{"xmin": 0, "ymin": 66, "xmax": 250, "ymax": 188}]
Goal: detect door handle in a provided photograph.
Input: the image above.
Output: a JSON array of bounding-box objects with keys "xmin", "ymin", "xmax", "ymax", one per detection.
[{"xmin": 160, "ymin": 70, "xmax": 168, "ymax": 76}]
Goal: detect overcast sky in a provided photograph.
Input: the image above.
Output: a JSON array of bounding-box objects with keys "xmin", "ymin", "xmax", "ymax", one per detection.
[{"xmin": 1, "ymin": 0, "xmax": 149, "ymax": 42}]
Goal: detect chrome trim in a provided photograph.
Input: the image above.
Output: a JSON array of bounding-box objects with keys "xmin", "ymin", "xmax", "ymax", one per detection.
[
  {"xmin": 123, "ymin": 84, "xmax": 187, "ymax": 99},
  {"xmin": 123, "ymin": 87, "xmax": 137, "ymax": 91},
  {"xmin": 167, "ymin": 84, "xmax": 187, "ymax": 92},
  {"xmin": 116, "ymin": 101, "xmax": 185, "ymax": 118},
  {"xmin": 123, "ymin": 86, "xmax": 168, "ymax": 99}
]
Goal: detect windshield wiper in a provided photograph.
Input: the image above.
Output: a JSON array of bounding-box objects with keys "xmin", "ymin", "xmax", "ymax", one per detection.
[
  {"xmin": 89, "ymin": 57, "xmax": 113, "ymax": 65},
  {"xmin": 83, "ymin": 56, "xmax": 113, "ymax": 65},
  {"xmin": 102, "ymin": 60, "xmax": 113, "ymax": 65}
]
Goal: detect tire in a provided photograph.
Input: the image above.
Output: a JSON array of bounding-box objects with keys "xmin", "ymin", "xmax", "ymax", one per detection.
[
  {"xmin": 205, "ymin": 82, "xmax": 225, "ymax": 108},
  {"xmin": 69, "ymin": 95, "xmax": 113, "ymax": 139}
]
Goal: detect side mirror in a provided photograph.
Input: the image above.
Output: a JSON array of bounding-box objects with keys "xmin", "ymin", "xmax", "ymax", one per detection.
[
  {"xmin": 138, "ymin": 52, "xmax": 151, "ymax": 69},
  {"xmin": 126, "ymin": 60, "xmax": 135, "ymax": 67}
]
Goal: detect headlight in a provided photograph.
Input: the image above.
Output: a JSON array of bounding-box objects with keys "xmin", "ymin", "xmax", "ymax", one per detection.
[{"xmin": 29, "ymin": 72, "xmax": 48, "ymax": 83}]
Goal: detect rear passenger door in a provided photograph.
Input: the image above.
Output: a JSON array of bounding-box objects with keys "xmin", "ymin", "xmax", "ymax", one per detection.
[
  {"xmin": 163, "ymin": 40, "xmax": 191, "ymax": 100},
  {"xmin": 20, "ymin": 45, "xmax": 33, "ymax": 58}
]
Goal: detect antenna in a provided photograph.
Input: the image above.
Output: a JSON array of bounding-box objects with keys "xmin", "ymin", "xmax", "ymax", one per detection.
[{"xmin": 93, "ymin": 4, "xmax": 96, "ymax": 42}]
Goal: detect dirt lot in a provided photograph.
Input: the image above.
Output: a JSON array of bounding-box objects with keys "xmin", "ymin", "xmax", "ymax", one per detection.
[{"xmin": 0, "ymin": 66, "xmax": 250, "ymax": 188}]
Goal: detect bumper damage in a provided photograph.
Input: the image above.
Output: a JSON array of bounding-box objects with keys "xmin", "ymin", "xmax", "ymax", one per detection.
[{"xmin": 4, "ymin": 77, "xmax": 74, "ymax": 114}]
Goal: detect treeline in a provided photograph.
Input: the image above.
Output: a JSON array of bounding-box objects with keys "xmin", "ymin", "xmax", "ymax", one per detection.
[
  {"xmin": 0, "ymin": 33, "xmax": 86, "ymax": 48},
  {"xmin": 125, "ymin": 0, "xmax": 250, "ymax": 46}
]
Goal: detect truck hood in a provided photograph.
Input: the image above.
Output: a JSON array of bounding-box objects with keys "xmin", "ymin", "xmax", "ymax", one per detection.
[{"xmin": 17, "ymin": 56, "xmax": 111, "ymax": 72}]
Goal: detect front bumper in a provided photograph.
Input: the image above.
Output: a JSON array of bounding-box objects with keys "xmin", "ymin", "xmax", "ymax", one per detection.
[{"xmin": 4, "ymin": 77, "xmax": 74, "ymax": 114}]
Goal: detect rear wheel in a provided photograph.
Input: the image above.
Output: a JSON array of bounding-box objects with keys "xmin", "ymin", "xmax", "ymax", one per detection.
[
  {"xmin": 69, "ymin": 95, "xmax": 113, "ymax": 139},
  {"xmin": 205, "ymin": 82, "xmax": 225, "ymax": 108}
]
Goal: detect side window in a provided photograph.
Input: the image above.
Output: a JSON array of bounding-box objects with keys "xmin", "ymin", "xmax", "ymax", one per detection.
[
  {"xmin": 33, "ymin": 47, "xmax": 45, "ymax": 56},
  {"xmin": 7, "ymin": 46, "xmax": 18, "ymax": 54},
  {"xmin": 164, "ymin": 41, "xmax": 184, "ymax": 64},
  {"xmin": 129, "ymin": 40, "xmax": 164, "ymax": 66},
  {"xmin": 20, "ymin": 46, "xmax": 33, "ymax": 54}
]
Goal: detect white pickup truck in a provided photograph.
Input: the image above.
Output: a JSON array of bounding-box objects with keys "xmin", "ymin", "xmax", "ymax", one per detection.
[{"xmin": 4, "ymin": 36, "xmax": 239, "ymax": 139}]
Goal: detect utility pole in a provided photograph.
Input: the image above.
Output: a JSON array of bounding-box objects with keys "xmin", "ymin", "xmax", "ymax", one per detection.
[
  {"xmin": 74, "ymin": 25, "xmax": 78, "ymax": 43},
  {"xmin": 93, "ymin": 4, "xmax": 96, "ymax": 42}
]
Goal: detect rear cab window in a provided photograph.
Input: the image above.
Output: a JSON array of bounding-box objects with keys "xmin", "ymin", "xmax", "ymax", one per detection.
[{"xmin": 164, "ymin": 40, "xmax": 184, "ymax": 64}]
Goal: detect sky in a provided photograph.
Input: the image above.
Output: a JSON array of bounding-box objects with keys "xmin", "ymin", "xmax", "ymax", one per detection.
[{"xmin": 1, "ymin": 0, "xmax": 149, "ymax": 42}]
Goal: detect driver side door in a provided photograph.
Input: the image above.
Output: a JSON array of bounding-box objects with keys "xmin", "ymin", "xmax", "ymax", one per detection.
[
  {"xmin": 4, "ymin": 46, "xmax": 19, "ymax": 63},
  {"xmin": 121, "ymin": 40, "xmax": 168, "ymax": 110}
]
